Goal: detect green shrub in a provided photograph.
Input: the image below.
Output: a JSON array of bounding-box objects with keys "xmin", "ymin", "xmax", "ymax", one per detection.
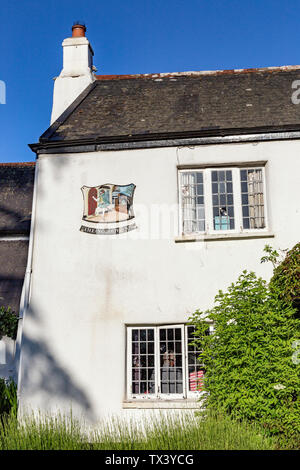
[
  {"xmin": 0, "ymin": 378, "xmax": 17, "ymax": 417},
  {"xmin": 0, "ymin": 307, "xmax": 19, "ymax": 340},
  {"xmin": 269, "ymin": 243, "xmax": 300, "ymax": 314},
  {"xmin": 189, "ymin": 270, "xmax": 300, "ymax": 442}
]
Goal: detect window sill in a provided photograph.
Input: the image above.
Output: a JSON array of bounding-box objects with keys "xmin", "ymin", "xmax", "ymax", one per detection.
[
  {"xmin": 175, "ymin": 231, "xmax": 275, "ymax": 243},
  {"xmin": 123, "ymin": 400, "xmax": 203, "ymax": 409}
]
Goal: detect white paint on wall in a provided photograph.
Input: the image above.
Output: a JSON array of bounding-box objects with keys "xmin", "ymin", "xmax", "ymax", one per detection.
[
  {"xmin": 0, "ymin": 341, "xmax": 5, "ymax": 365},
  {"xmin": 0, "ymin": 337, "xmax": 15, "ymax": 365},
  {"xmin": 51, "ymin": 37, "xmax": 95, "ymax": 124},
  {"xmin": 18, "ymin": 139, "xmax": 300, "ymax": 422}
]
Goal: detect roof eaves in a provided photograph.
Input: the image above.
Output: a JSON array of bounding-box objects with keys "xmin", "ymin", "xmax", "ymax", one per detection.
[{"xmin": 28, "ymin": 123, "xmax": 300, "ymax": 154}]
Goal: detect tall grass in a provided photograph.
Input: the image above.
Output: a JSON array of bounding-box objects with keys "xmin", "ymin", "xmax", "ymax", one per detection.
[{"xmin": 0, "ymin": 411, "xmax": 276, "ymax": 450}]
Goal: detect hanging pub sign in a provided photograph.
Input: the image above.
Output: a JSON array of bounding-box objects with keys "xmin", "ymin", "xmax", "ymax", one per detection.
[{"xmin": 80, "ymin": 183, "xmax": 137, "ymax": 235}]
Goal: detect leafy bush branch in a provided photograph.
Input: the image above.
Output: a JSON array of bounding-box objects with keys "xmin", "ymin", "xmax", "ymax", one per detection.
[
  {"xmin": 0, "ymin": 307, "xmax": 19, "ymax": 340},
  {"xmin": 0, "ymin": 378, "xmax": 17, "ymax": 417},
  {"xmin": 189, "ymin": 243, "xmax": 300, "ymax": 446}
]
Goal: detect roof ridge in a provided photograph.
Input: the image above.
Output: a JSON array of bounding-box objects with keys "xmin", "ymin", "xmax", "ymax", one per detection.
[
  {"xmin": 0, "ymin": 162, "xmax": 36, "ymax": 166},
  {"xmin": 95, "ymin": 65, "xmax": 300, "ymax": 80}
]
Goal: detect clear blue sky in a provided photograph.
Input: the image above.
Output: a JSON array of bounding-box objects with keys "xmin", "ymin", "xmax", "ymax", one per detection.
[{"xmin": 1, "ymin": 0, "xmax": 300, "ymax": 162}]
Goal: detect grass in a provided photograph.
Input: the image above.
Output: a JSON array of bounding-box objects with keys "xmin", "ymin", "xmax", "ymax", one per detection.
[{"xmin": 0, "ymin": 411, "xmax": 277, "ymax": 450}]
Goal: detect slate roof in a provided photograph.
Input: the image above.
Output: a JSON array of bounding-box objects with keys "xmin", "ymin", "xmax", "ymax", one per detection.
[
  {"xmin": 36, "ymin": 65, "xmax": 300, "ymax": 148},
  {"xmin": 0, "ymin": 240, "xmax": 31, "ymax": 314},
  {"xmin": 0, "ymin": 163, "xmax": 35, "ymax": 314},
  {"xmin": 0, "ymin": 163, "xmax": 35, "ymax": 234}
]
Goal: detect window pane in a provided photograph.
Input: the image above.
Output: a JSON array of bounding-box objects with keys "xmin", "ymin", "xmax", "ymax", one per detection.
[
  {"xmin": 212, "ymin": 194, "xmax": 218, "ymax": 206},
  {"xmin": 240, "ymin": 170, "xmax": 247, "ymax": 181},
  {"xmin": 228, "ymin": 206, "xmax": 234, "ymax": 217},
  {"xmin": 241, "ymin": 182, "xmax": 248, "ymax": 193},
  {"xmin": 226, "ymin": 170, "xmax": 232, "ymax": 181},
  {"xmin": 148, "ymin": 355, "xmax": 154, "ymax": 367},
  {"xmin": 160, "ymin": 329, "xmax": 166, "ymax": 341},
  {"xmin": 175, "ymin": 328, "xmax": 181, "ymax": 340},
  {"xmin": 219, "ymin": 182, "xmax": 226, "ymax": 194},
  {"xmin": 140, "ymin": 330, "xmax": 146, "ymax": 341},
  {"xmin": 218, "ymin": 171, "xmax": 225, "ymax": 181},
  {"xmin": 242, "ymin": 206, "xmax": 249, "ymax": 217},
  {"xmin": 220, "ymin": 194, "xmax": 226, "ymax": 206},
  {"xmin": 181, "ymin": 172, "xmax": 205, "ymax": 233},
  {"xmin": 187, "ymin": 326, "xmax": 205, "ymax": 393},
  {"xmin": 197, "ymin": 206, "xmax": 205, "ymax": 220},
  {"xmin": 132, "ymin": 329, "xmax": 139, "ymax": 341},
  {"xmin": 242, "ymin": 193, "xmax": 249, "ymax": 205},
  {"xmin": 130, "ymin": 328, "xmax": 155, "ymax": 395},
  {"xmin": 196, "ymin": 184, "xmax": 204, "ymax": 196},
  {"xmin": 196, "ymin": 173, "xmax": 203, "ymax": 184},
  {"xmin": 196, "ymin": 220, "xmax": 205, "ymax": 232},
  {"xmin": 227, "ymin": 194, "xmax": 233, "ymax": 205},
  {"xmin": 212, "ymin": 171, "xmax": 218, "ymax": 182},
  {"xmin": 211, "ymin": 170, "xmax": 235, "ymax": 230},
  {"xmin": 243, "ymin": 218, "xmax": 250, "ymax": 229},
  {"xmin": 159, "ymin": 327, "xmax": 183, "ymax": 395},
  {"xmin": 147, "ymin": 329, "xmax": 154, "ymax": 341},
  {"xmin": 212, "ymin": 182, "xmax": 218, "ymax": 194},
  {"xmin": 167, "ymin": 329, "xmax": 174, "ymax": 341},
  {"xmin": 226, "ymin": 182, "xmax": 233, "ymax": 193},
  {"xmin": 240, "ymin": 168, "xmax": 265, "ymax": 229}
]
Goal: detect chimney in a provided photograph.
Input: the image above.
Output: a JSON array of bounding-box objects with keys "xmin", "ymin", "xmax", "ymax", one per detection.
[
  {"xmin": 72, "ymin": 23, "xmax": 86, "ymax": 37},
  {"xmin": 50, "ymin": 22, "xmax": 96, "ymax": 124}
]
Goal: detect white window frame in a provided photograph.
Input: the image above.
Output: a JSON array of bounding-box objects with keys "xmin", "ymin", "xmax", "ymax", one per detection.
[
  {"xmin": 185, "ymin": 324, "xmax": 207, "ymax": 399},
  {"xmin": 158, "ymin": 325, "xmax": 186, "ymax": 400},
  {"xmin": 178, "ymin": 165, "xmax": 268, "ymax": 236},
  {"xmin": 126, "ymin": 324, "xmax": 208, "ymax": 401}
]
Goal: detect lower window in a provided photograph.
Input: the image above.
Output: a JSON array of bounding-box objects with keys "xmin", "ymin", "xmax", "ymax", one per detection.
[{"xmin": 127, "ymin": 324, "xmax": 209, "ymax": 400}]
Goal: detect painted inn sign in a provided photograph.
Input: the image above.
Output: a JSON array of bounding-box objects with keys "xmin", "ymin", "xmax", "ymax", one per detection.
[{"xmin": 80, "ymin": 183, "xmax": 137, "ymax": 235}]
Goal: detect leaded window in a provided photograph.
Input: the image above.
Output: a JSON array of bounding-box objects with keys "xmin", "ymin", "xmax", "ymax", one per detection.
[
  {"xmin": 127, "ymin": 325, "xmax": 210, "ymax": 400},
  {"xmin": 180, "ymin": 166, "xmax": 267, "ymax": 235}
]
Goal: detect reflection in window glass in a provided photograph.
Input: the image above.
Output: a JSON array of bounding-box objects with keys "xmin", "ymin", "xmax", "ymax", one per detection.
[
  {"xmin": 129, "ymin": 325, "xmax": 209, "ymax": 398},
  {"xmin": 187, "ymin": 326, "xmax": 204, "ymax": 392},
  {"xmin": 211, "ymin": 170, "xmax": 235, "ymax": 230},
  {"xmin": 240, "ymin": 169, "xmax": 265, "ymax": 229},
  {"xmin": 159, "ymin": 327, "xmax": 183, "ymax": 394},
  {"xmin": 131, "ymin": 328, "xmax": 155, "ymax": 395},
  {"xmin": 181, "ymin": 172, "xmax": 205, "ymax": 233}
]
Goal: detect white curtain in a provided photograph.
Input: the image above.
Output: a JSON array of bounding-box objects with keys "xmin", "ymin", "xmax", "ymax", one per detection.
[
  {"xmin": 181, "ymin": 172, "xmax": 197, "ymax": 233},
  {"xmin": 248, "ymin": 170, "xmax": 264, "ymax": 228}
]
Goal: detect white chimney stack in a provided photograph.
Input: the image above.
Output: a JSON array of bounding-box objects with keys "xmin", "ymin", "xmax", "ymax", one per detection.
[{"xmin": 50, "ymin": 22, "xmax": 96, "ymax": 124}]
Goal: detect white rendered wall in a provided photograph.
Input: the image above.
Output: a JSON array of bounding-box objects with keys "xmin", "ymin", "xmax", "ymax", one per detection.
[{"xmin": 18, "ymin": 139, "xmax": 300, "ymax": 422}]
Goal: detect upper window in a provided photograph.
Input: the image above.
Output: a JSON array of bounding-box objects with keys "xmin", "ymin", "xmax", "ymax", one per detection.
[
  {"xmin": 179, "ymin": 166, "xmax": 266, "ymax": 235},
  {"xmin": 127, "ymin": 324, "xmax": 209, "ymax": 400}
]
